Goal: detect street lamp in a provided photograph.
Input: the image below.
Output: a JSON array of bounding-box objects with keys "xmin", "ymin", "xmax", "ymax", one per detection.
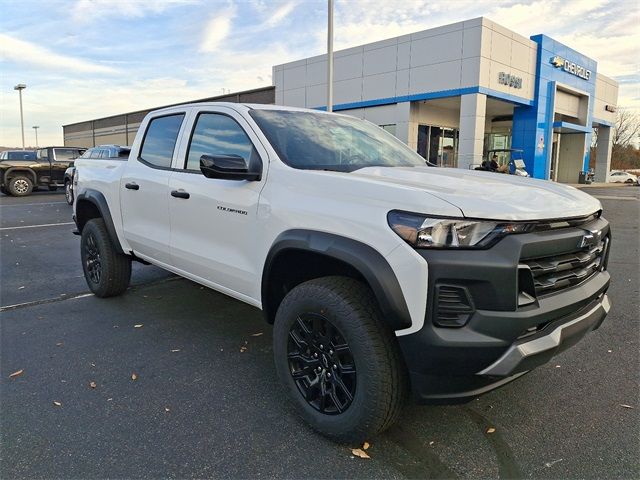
[
  {"xmin": 33, "ymin": 126, "xmax": 40, "ymax": 148},
  {"xmin": 14, "ymin": 84, "xmax": 27, "ymax": 150},
  {"xmin": 326, "ymin": 0, "xmax": 334, "ymax": 112}
]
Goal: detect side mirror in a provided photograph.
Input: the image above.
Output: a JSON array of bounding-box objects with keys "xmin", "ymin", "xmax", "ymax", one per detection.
[{"xmin": 200, "ymin": 153, "xmax": 261, "ymax": 181}]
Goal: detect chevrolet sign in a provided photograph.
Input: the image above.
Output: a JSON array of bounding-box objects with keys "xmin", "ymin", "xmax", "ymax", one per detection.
[{"xmin": 550, "ymin": 56, "xmax": 591, "ymax": 81}]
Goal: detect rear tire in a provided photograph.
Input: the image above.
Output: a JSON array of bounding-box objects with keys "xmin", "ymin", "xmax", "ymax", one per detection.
[
  {"xmin": 8, "ymin": 176, "xmax": 33, "ymax": 197},
  {"xmin": 64, "ymin": 181, "xmax": 74, "ymax": 205},
  {"xmin": 273, "ymin": 276, "xmax": 407, "ymax": 443},
  {"xmin": 81, "ymin": 218, "xmax": 131, "ymax": 297}
]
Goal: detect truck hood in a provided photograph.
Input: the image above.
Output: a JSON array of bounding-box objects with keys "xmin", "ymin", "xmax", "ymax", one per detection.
[{"xmin": 350, "ymin": 166, "xmax": 602, "ymax": 221}]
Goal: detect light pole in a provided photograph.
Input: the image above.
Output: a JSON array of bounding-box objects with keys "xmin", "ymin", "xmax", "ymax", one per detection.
[
  {"xmin": 326, "ymin": 0, "xmax": 334, "ymax": 112},
  {"xmin": 33, "ymin": 126, "xmax": 40, "ymax": 148},
  {"xmin": 14, "ymin": 84, "xmax": 27, "ymax": 150}
]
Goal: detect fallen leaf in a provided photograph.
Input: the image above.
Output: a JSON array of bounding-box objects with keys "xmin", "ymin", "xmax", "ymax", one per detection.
[
  {"xmin": 107, "ymin": 398, "xmax": 113, "ymax": 401},
  {"xmin": 9, "ymin": 369, "xmax": 24, "ymax": 378},
  {"xmin": 170, "ymin": 349, "xmax": 181, "ymax": 352},
  {"xmin": 620, "ymin": 404, "xmax": 634, "ymax": 409},
  {"xmin": 486, "ymin": 427, "xmax": 496, "ymax": 434},
  {"xmin": 351, "ymin": 448, "xmax": 370, "ymax": 459},
  {"xmin": 89, "ymin": 381, "xmax": 97, "ymax": 389},
  {"xmin": 165, "ymin": 407, "xmax": 170, "ymax": 412},
  {"xmin": 131, "ymin": 373, "xmax": 138, "ymax": 381},
  {"xmin": 53, "ymin": 401, "xmax": 62, "ymax": 407},
  {"xmin": 429, "ymin": 441, "xmax": 435, "ymax": 446},
  {"xmin": 56, "ymin": 342, "xmax": 63, "ymax": 346},
  {"xmin": 362, "ymin": 441, "xmax": 370, "ymax": 450},
  {"xmin": 607, "ymin": 349, "xmax": 612, "ymax": 353},
  {"xmin": 90, "ymin": 363, "xmax": 96, "ymax": 367},
  {"xmin": 134, "ymin": 324, "xmax": 143, "ymax": 328},
  {"xmin": 18, "ymin": 286, "xmax": 25, "ymax": 290},
  {"xmin": 251, "ymin": 332, "xmax": 263, "ymax": 337},
  {"xmin": 555, "ymin": 365, "xmax": 561, "ymax": 368}
]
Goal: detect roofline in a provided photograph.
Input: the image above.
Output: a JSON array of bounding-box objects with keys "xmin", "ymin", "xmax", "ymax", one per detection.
[{"xmin": 62, "ymin": 85, "xmax": 275, "ymax": 128}]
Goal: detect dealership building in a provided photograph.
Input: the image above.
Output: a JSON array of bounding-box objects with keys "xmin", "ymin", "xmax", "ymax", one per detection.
[{"xmin": 64, "ymin": 17, "xmax": 619, "ymax": 183}]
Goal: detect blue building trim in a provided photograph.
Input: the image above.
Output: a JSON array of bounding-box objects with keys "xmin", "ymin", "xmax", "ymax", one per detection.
[
  {"xmin": 511, "ymin": 34, "xmax": 598, "ymax": 180},
  {"xmin": 552, "ymin": 121, "xmax": 593, "ymax": 133},
  {"xmin": 313, "ymin": 86, "xmax": 534, "ymax": 112},
  {"xmin": 593, "ymin": 118, "xmax": 614, "ymax": 127}
]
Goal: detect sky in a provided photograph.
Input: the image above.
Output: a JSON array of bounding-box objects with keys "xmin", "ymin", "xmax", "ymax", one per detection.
[{"xmin": 0, "ymin": 0, "xmax": 638, "ymax": 147}]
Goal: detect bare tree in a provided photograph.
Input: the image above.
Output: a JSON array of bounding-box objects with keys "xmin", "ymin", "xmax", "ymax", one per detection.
[{"xmin": 613, "ymin": 109, "xmax": 640, "ymax": 148}]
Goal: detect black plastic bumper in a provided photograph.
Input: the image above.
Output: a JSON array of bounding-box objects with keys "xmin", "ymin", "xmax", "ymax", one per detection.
[{"xmin": 396, "ymin": 219, "xmax": 611, "ymax": 403}]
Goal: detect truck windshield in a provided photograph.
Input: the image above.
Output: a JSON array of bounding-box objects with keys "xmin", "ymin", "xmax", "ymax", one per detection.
[{"xmin": 249, "ymin": 109, "xmax": 426, "ymax": 172}]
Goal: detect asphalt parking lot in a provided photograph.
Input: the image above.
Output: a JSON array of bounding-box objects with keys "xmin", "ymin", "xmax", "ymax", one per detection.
[{"xmin": 1, "ymin": 187, "xmax": 638, "ymax": 479}]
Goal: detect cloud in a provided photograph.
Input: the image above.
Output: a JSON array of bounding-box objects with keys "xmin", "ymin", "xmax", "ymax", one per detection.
[
  {"xmin": 200, "ymin": 4, "xmax": 236, "ymax": 53},
  {"xmin": 0, "ymin": 33, "xmax": 117, "ymax": 74},
  {"xmin": 263, "ymin": 1, "xmax": 298, "ymax": 28},
  {"xmin": 70, "ymin": 0, "xmax": 195, "ymax": 23}
]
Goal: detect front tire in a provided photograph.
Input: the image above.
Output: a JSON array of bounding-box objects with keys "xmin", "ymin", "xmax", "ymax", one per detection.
[
  {"xmin": 64, "ymin": 181, "xmax": 74, "ymax": 205},
  {"xmin": 273, "ymin": 276, "xmax": 407, "ymax": 443},
  {"xmin": 8, "ymin": 176, "xmax": 33, "ymax": 196},
  {"xmin": 81, "ymin": 218, "xmax": 131, "ymax": 297}
]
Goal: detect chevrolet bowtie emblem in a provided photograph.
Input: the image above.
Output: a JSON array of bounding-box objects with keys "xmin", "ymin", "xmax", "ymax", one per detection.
[{"xmin": 551, "ymin": 56, "xmax": 565, "ymax": 68}]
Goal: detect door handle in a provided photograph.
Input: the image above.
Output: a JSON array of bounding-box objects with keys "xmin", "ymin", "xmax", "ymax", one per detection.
[
  {"xmin": 125, "ymin": 182, "xmax": 139, "ymax": 190},
  {"xmin": 171, "ymin": 190, "xmax": 190, "ymax": 199}
]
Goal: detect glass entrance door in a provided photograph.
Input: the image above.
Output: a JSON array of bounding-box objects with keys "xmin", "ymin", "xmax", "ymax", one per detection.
[{"xmin": 417, "ymin": 125, "xmax": 458, "ymax": 167}]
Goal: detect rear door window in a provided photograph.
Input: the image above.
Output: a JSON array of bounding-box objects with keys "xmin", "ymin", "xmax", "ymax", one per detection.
[
  {"xmin": 54, "ymin": 148, "xmax": 81, "ymax": 160},
  {"xmin": 139, "ymin": 114, "xmax": 185, "ymax": 169}
]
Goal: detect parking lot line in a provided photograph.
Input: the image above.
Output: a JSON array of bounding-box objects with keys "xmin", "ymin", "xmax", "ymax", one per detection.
[
  {"xmin": 0, "ymin": 222, "xmax": 74, "ymax": 231},
  {"xmin": 593, "ymin": 195, "xmax": 638, "ymax": 201},
  {"xmin": 1, "ymin": 292, "xmax": 95, "ymax": 312},
  {"xmin": 0, "ymin": 202, "xmax": 68, "ymax": 207}
]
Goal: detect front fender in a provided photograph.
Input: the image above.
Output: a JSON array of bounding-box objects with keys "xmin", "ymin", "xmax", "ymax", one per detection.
[
  {"xmin": 262, "ymin": 229, "xmax": 412, "ymax": 331},
  {"xmin": 75, "ymin": 189, "xmax": 125, "ymax": 254}
]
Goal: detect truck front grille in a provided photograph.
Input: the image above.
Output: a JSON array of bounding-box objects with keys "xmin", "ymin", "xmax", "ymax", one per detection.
[{"xmin": 520, "ymin": 236, "xmax": 608, "ymax": 296}]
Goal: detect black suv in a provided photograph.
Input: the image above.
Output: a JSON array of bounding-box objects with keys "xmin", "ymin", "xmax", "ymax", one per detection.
[{"xmin": 0, "ymin": 146, "xmax": 85, "ymax": 197}]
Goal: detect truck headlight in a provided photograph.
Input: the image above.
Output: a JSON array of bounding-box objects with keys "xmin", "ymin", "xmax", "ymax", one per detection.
[{"xmin": 387, "ymin": 211, "xmax": 531, "ymax": 249}]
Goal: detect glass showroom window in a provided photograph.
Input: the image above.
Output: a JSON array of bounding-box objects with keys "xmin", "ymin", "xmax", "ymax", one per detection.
[{"xmin": 379, "ymin": 124, "xmax": 397, "ymax": 137}]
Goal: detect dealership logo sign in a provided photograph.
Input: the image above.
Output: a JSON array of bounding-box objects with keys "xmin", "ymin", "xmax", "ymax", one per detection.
[
  {"xmin": 550, "ymin": 56, "xmax": 591, "ymax": 81},
  {"xmin": 498, "ymin": 72, "xmax": 522, "ymax": 89}
]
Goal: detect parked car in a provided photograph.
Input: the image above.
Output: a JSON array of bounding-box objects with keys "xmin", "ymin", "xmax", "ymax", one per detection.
[
  {"xmin": 0, "ymin": 146, "xmax": 85, "ymax": 196},
  {"xmin": 608, "ymin": 171, "xmax": 638, "ymax": 184},
  {"xmin": 73, "ymin": 103, "xmax": 611, "ymax": 442},
  {"xmin": 64, "ymin": 145, "xmax": 130, "ymax": 205}
]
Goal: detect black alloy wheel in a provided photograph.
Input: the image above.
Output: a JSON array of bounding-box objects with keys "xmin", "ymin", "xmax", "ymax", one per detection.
[
  {"xmin": 80, "ymin": 218, "xmax": 131, "ymax": 297},
  {"xmin": 288, "ymin": 313, "xmax": 357, "ymax": 415},
  {"xmin": 84, "ymin": 232, "xmax": 102, "ymax": 285}
]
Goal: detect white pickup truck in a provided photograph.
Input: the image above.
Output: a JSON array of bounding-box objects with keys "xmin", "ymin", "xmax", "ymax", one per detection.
[{"xmin": 73, "ymin": 102, "xmax": 611, "ymax": 442}]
